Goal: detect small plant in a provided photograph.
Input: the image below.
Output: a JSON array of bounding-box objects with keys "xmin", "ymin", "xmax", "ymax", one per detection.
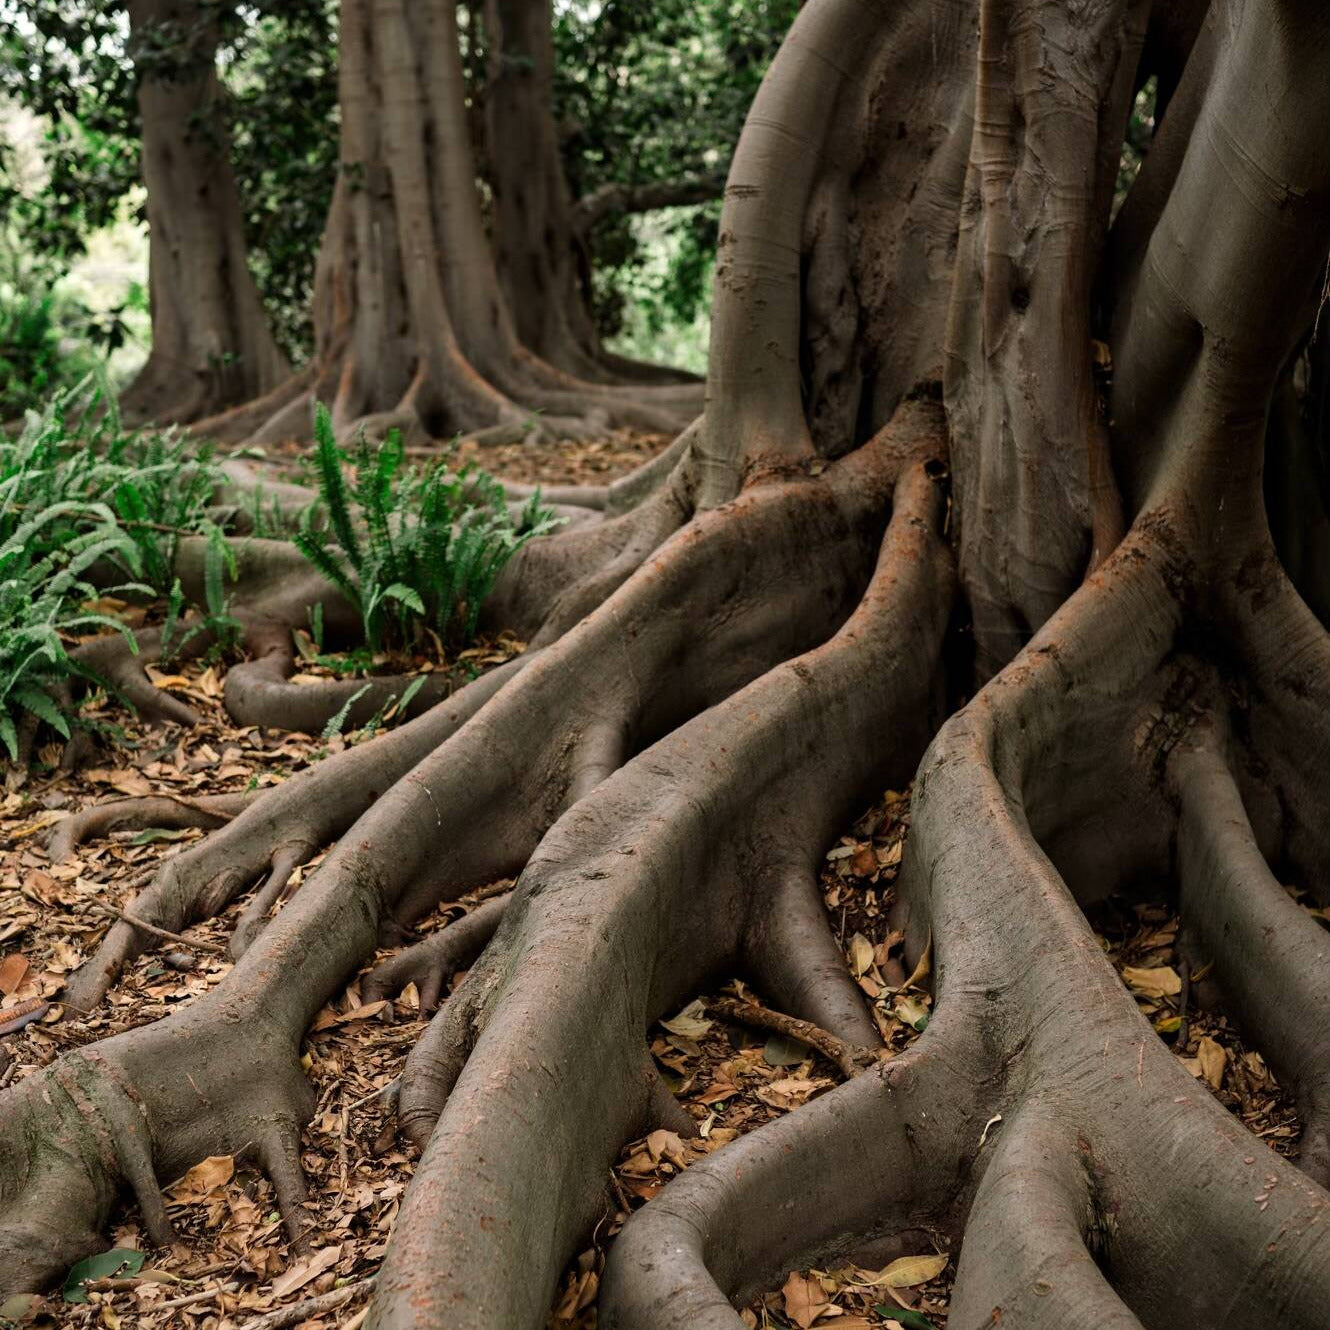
[
  {"xmin": 0, "ymin": 501, "xmax": 143, "ymax": 761},
  {"xmin": 0, "ymin": 383, "xmax": 230, "ymax": 759},
  {"xmin": 294, "ymin": 403, "xmax": 562, "ymax": 655},
  {"xmin": 1, "ymin": 380, "xmax": 221, "ymax": 593}
]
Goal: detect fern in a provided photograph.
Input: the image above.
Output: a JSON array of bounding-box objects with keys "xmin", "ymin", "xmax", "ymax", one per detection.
[{"xmin": 293, "ymin": 405, "xmax": 563, "ymax": 656}]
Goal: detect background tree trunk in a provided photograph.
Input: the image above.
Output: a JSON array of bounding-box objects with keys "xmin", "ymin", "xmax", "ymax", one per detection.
[
  {"xmin": 202, "ymin": 0, "xmax": 701, "ymax": 447},
  {"xmin": 120, "ymin": 0, "xmax": 290, "ymax": 426}
]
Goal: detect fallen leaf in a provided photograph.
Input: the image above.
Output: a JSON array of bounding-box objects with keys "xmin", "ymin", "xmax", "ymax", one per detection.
[
  {"xmin": 756, "ymin": 1076, "xmax": 832, "ymax": 1111},
  {"xmin": 1196, "ymin": 1036, "xmax": 1226, "ymax": 1091},
  {"xmin": 848, "ymin": 933, "xmax": 875, "ymax": 978},
  {"xmin": 894, "ymin": 995, "xmax": 930, "ymax": 1031},
  {"xmin": 0, "ymin": 953, "xmax": 30, "ymax": 996},
  {"xmin": 62, "ymin": 1249, "xmax": 146, "ymax": 1304},
  {"xmin": 871, "ymin": 1254, "xmax": 948, "ymax": 1288},
  {"xmin": 270, "ymin": 1244, "xmax": 342, "ymax": 1299},
  {"xmin": 1121, "ymin": 965, "xmax": 1182, "ymax": 998},
  {"xmin": 763, "ymin": 1033, "xmax": 807, "ymax": 1067},
  {"xmin": 310, "ymin": 999, "xmax": 391, "ymax": 1031},
  {"xmin": 660, "ymin": 999, "xmax": 712, "ymax": 1040},
  {"xmin": 165, "ymin": 1155, "xmax": 235, "ymax": 1203},
  {"xmin": 782, "ymin": 1271, "xmax": 831, "ymax": 1329}
]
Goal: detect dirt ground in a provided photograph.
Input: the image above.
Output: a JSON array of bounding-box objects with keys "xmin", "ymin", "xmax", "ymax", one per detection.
[{"xmin": 0, "ymin": 436, "xmax": 1311, "ymax": 1329}]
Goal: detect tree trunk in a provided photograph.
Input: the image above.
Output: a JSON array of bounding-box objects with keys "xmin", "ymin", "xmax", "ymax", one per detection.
[
  {"xmin": 481, "ymin": 0, "xmax": 706, "ymax": 388},
  {"xmin": 7, "ymin": 1, "xmax": 1330, "ymax": 1327},
  {"xmin": 200, "ymin": 0, "xmax": 702, "ymax": 448},
  {"xmin": 120, "ymin": 0, "xmax": 290, "ymax": 426}
]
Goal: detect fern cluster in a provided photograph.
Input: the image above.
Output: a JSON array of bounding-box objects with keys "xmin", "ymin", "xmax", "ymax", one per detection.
[
  {"xmin": 2, "ymin": 389, "xmax": 560, "ymax": 766},
  {"xmin": 294, "ymin": 403, "xmax": 561, "ymax": 654},
  {"xmin": 0, "ymin": 382, "xmax": 224, "ymax": 761}
]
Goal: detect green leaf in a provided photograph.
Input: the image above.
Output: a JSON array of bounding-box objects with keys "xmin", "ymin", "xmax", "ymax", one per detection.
[
  {"xmin": 382, "ymin": 582, "xmax": 425, "ymax": 616},
  {"xmin": 13, "ymin": 685, "xmax": 70, "ymax": 738},
  {"xmin": 874, "ymin": 1309, "xmax": 936, "ymax": 1330},
  {"xmin": 63, "ymin": 1248, "xmax": 146, "ymax": 1303}
]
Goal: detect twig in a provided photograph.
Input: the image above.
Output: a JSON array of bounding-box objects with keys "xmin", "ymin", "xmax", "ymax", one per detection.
[
  {"xmin": 87, "ymin": 900, "xmax": 227, "ymax": 954},
  {"xmin": 707, "ymin": 997, "xmax": 881, "ymax": 1080},
  {"xmin": 236, "ymin": 1276, "xmax": 376, "ymax": 1329},
  {"xmin": 151, "ymin": 1281, "xmax": 240, "ymax": 1311},
  {"xmin": 469, "ymin": 880, "xmax": 514, "ymax": 904},
  {"xmin": 344, "ymin": 1076, "xmax": 399, "ymax": 1113}
]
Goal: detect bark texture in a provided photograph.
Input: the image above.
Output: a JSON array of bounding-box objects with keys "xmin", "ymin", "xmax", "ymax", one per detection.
[
  {"xmin": 200, "ymin": 0, "xmax": 702, "ymax": 448},
  {"xmin": 5, "ymin": 1, "xmax": 1330, "ymax": 1328},
  {"xmin": 121, "ymin": 0, "xmax": 291, "ymax": 426}
]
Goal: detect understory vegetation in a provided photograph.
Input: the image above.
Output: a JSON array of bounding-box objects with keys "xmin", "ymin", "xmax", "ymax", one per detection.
[
  {"xmin": 5, "ymin": 1, "xmax": 1330, "ymax": 1329},
  {"xmin": 0, "ymin": 386, "xmax": 547, "ymax": 767}
]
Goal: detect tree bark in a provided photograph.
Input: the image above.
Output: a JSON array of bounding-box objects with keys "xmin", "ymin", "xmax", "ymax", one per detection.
[
  {"xmin": 199, "ymin": 0, "xmax": 702, "ymax": 448},
  {"xmin": 7, "ymin": 2, "xmax": 1330, "ymax": 1328},
  {"xmin": 120, "ymin": 0, "xmax": 290, "ymax": 426}
]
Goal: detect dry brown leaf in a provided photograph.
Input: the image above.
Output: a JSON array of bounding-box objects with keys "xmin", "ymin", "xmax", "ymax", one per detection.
[
  {"xmin": 1196, "ymin": 1035, "xmax": 1226, "ymax": 1091},
  {"xmin": 756, "ymin": 1077, "xmax": 832, "ymax": 1111},
  {"xmin": 781, "ymin": 1271, "xmax": 831, "ymax": 1329},
  {"xmin": 1121, "ymin": 964, "xmax": 1182, "ymax": 998},
  {"xmin": 270, "ymin": 1243, "xmax": 342, "ymax": 1298},
  {"xmin": 0, "ymin": 953, "xmax": 30, "ymax": 996},
  {"xmin": 165, "ymin": 1155, "xmax": 235, "ymax": 1203}
]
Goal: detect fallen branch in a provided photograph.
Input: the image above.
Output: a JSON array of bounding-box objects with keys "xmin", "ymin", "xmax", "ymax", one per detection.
[
  {"xmin": 86, "ymin": 901, "xmax": 227, "ymax": 955},
  {"xmin": 707, "ymin": 997, "xmax": 882, "ymax": 1080},
  {"xmin": 237, "ymin": 1276, "xmax": 376, "ymax": 1329}
]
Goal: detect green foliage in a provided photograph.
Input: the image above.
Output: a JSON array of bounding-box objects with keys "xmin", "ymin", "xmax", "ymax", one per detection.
[
  {"xmin": 2, "ymin": 380, "xmax": 220, "ymax": 592},
  {"xmin": 0, "ymin": 381, "xmax": 227, "ymax": 757},
  {"xmin": 294, "ymin": 403, "xmax": 562, "ymax": 654},
  {"xmin": 0, "ymin": 492, "xmax": 142, "ymax": 763},
  {"xmin": 1115, "ymin": 76, "xmax": 1158, "ymax": 215},
  {"xmin": 554, "ymin": 0, "xmax": 797, "ymax": 343},
  {"xmin": 0, "ymin": 1, "xmax": 337, "ymax": 359}
]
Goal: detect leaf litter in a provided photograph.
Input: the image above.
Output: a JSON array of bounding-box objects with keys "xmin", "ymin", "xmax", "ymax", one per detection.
[{"xmin": 0, "ymin": 434, "xmax": 1322, "ymax": 1325}]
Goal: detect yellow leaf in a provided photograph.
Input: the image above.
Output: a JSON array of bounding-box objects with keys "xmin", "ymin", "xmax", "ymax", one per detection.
[
  {"xmin": 872, "ymin": 1253, "xmax": 948, "ymax": 1288},
  {"xmin": 848, "ymin": 933, "xmax": 875, "ymax": 978}
]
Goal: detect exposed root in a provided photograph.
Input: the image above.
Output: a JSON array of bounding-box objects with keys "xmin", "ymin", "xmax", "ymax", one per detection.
[
  {"xmin": 73, "ymin": 627, "xmax": 207, "ymax": 729},
  {"xmin": 369, "ymin": 445, "xmax": 952, "ymax": 1327},
  {"xmin": 65, "ymin": 658, "xmax": 525, "ymax": 1010},
  {"xmin": 1172, "ymin": 729, "xmax": 1330, "ymax": 1185},
  {"xmin": 601, "ymin": 524, "xmax": 1330, "ymax": 1330},
  {"xmin": 362, "ymin": 893, "xmax": 510, "ymax": 1012},
  {"xmin": 600, "ymin": 1049, "xmax": 973, "ymax": 1330},
  {"xmin": 223, "ymin": 621, "xmax": 462, "ymax": 734},
  {"xmin": 49, "ymin": 791, "xmax": 255, "ymax": 861},
  {"xmin": 0, "ymin": 410, "xmax": 943, "ymax": 1315}
]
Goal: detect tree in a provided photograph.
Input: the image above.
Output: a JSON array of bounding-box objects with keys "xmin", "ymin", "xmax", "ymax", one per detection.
[
  {"xmin": 117, "ymin": 0, "xmax": 291, "ymax": 423},
  {"xmin": 4, "ymin": 0, "xmax": 1330, "ymax": 1327},
  {"xmin": 202, "ymin": 0, "xmax": 705, "ymax": 447}
]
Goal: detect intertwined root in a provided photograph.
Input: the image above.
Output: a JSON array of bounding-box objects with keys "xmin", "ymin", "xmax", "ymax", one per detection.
[
  {"xmin": 601, "ymin": 519, "xmax": 1330, "ymax": 1330},
  {"xmin": 1, "ymin": 411, "xmax": 939, "ymax": 1308},
  {"xmin": 367, "ymin": 453, "xmax": 953, "ymax": 1329}
]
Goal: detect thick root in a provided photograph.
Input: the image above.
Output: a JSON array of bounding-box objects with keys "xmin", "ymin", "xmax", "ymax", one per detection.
[
  {"xmin": 3, "ymin": 410, "xmax": 942, "ymax": 1316},
  {"xmin": 362, "ymin": 893, "xmax": 509, "ymax": 1012},
  {"xmin": 369, "ymin": 450, "xmax": 953, "ymax": 1328},
  {"xmin": 49, "ymin": 791, "xmax": 255, "ymax": 862},
  {"xmin": 602, "ymin": 523, "xmax": 1330, "ymax": 1330}
]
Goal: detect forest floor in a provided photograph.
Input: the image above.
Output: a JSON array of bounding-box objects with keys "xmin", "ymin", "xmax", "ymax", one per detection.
[{"xmin": 0, "ymin": 432, "xmax": 1308, "ymax": 1330}]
